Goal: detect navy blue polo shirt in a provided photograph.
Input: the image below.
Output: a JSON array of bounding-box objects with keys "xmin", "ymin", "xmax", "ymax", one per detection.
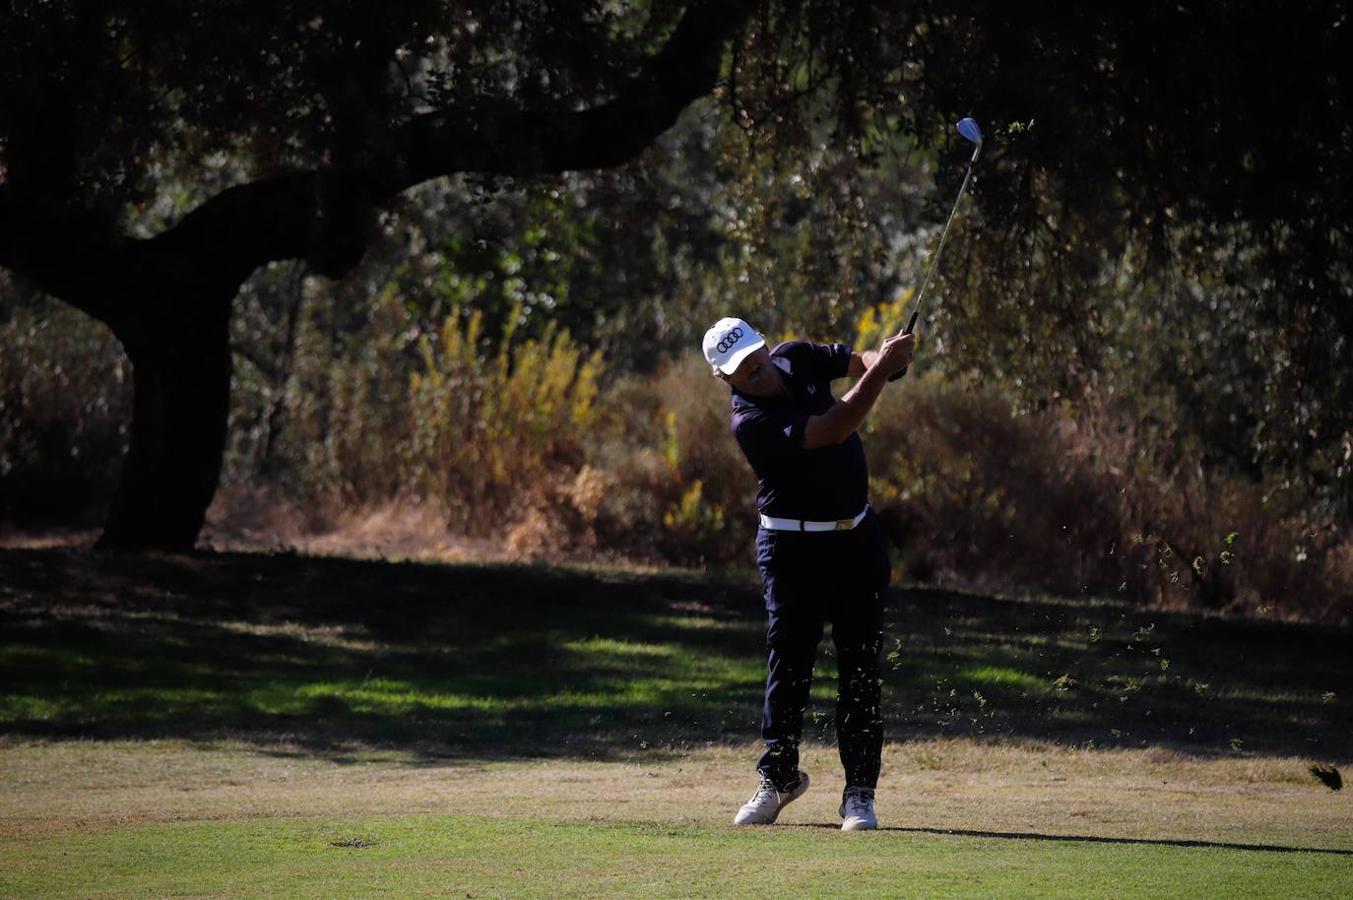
[{"xmin": 730, "ymin": 341, "xmax": 869, "ymax": 521}]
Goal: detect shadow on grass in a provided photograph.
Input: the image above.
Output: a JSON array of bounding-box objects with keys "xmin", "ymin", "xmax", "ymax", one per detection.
[
  {"xmin": 1, "ymin": 548, "xmax": 1349, "ymax": 764},
  {"xmin": 781, "ymin": 824, "xmax": 1353, "ymax": 856}
]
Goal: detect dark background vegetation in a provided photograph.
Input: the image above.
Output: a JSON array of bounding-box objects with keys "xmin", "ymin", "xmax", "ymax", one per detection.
[{"xmin": 2, "ymin": 2, "xmax": 1351, "ymax": 622}]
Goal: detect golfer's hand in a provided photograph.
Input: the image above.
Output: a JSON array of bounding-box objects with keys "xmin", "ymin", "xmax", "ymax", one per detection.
[{"xmin": 875, "ymin": 331, "xmax": 916, "ymax": 377}]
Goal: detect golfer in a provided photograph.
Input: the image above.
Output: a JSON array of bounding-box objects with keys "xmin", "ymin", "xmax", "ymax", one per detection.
[{"xmin": 703, "ymin": 316, "xmax": 914, "ymax": 831}]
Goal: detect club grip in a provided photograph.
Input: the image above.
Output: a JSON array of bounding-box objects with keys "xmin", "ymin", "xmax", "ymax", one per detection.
[{"xmin": 886, "ymin": 310, "xmax": 920, "ymax": 382}]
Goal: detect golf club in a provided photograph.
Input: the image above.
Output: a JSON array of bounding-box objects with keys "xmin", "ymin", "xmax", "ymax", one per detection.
[{"xmin": 889, "ymin": 116, "xmax": 983, "ymax": 381}]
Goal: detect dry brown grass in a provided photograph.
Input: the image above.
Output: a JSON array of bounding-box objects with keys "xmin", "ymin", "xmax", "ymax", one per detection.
[
  {"xmin": 201, "ymin": 485, "xmax": 515, "ymax": 563},
  {"xmin": 3, "ymin": 739, "xmax": 1349, "ymax": 852}
]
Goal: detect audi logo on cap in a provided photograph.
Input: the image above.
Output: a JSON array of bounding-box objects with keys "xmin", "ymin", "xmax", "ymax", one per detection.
[{"xmin": 716, "ymin": 327, "xmax": 744, "ymax": 353}]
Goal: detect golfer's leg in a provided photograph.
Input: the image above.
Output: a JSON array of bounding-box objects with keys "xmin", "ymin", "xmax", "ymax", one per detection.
[
  {"xmin": 832, "ymin": 590, "xmax": 885, "ymax": 788},
  {"xmin": 758, "ymin": 573, "xmax": 825, "ymax": 787},
  {"xmin": 833, "ymin": 519, "xmax": 890, "ymax": 789}
]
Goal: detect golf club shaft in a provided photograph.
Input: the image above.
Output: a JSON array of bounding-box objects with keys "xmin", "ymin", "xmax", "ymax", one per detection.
[{"xmin": 888, "ymin": 156, "xmax": 979, "ymax": 382}]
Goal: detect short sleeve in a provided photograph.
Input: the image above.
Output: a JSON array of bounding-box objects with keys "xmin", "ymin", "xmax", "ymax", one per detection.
[
  {"xmin": 780, "ymin": 340, "xmax": 852, "ymax": 381},
  {"xmin": 732, "ymin": 408, "xmax": 811, "ymax": 469},
  {"xmin": 812, "ymin": 342, "xmax": 854, "ymax": 380}
]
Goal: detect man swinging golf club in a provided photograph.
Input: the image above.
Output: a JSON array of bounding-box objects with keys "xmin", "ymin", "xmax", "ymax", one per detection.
[
  {"xmin": 703, "ymin": 316, "xmax": 915, "ymax": 830},
  {"xmin": 708, "ymin": 118, "xmax": 979, "ymax": 830}
]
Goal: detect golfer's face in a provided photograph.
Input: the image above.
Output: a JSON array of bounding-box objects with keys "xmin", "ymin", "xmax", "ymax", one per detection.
[{"xmin": 727, "ymin": 347, "xmax": 779, "ymax": 396}]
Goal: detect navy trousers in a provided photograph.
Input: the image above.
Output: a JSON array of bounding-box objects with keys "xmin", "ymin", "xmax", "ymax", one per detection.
[{"xmin": 754, "ymin": 511, "xmax": 890, "ymax": 790}]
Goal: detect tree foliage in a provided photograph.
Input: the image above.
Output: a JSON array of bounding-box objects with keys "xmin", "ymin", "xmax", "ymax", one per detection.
[
  {"xmin": 1, "ymin": 0, "xmax": 754, "ymax": 549},
  {"xmin": 3, "ymin": 1, "xmax": 1351, "ymax": 550},
  {"xmin": 721, "ymin": 3, "xmax": 1352, "ymax": 487}
]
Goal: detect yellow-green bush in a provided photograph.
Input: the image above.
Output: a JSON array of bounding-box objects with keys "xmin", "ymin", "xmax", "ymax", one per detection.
[
  {"xmin": 582, "ymin": 354, "xmax": 757, "ymax": 565},
  {"xmin": 269, "ymin": 290, "xmax": 603, "ymax": 544},
  {"xmin": 588, "ymin": 344, "xmax": 1350, "ymax": 621},
  {"xmin": 409, "ymin": 305, "xmax": 601, "ymax": 534},
  {"xmin": 5, "ymin": 286, "xmax": 1348, "ymax": 622}
]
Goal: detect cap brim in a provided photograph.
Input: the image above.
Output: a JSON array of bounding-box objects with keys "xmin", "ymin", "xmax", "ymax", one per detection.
[{"xmin": 718, "ymin": 336, "xmax": 766, "ymax": 375}]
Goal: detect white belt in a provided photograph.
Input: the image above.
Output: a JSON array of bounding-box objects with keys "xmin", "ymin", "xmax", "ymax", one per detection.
[{"xmin": 758, "ymin": 506, "xmax": 869, "ymax": 532}]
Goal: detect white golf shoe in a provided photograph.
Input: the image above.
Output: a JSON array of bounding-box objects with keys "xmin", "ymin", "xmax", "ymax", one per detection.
[
  {"xmin": 732, "ymin": 771, "xmax": 810, "ymax": 825},
  {"xmin": 839, "ymin": 786, "xmax": 878, "ymax": 831}
]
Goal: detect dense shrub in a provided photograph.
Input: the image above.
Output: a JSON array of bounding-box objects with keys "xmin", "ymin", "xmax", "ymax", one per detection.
[
  {"xmin": 585, "ymin": 355, "xmax": 755, "ymax": 565},
  {"xmin": 581, "ymin": 354, "xmax": 1350, "ymax": 622},
  {"xmin": 4, "ymin": 291, "xmax": 1348, "ymax": 622},
  {"xmin": 409, "ymin": 304, "xmax": 602, "ymax": 541},
  {"xmin": 0, "ymin": 301, "xmax": 130, "ymax": 527},
  {"xmin": 264, "ymin": 284, "xmax": 416, "ymax": 522}
]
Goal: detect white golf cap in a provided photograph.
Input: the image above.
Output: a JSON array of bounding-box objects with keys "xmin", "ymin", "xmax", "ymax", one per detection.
[{"xmin": 702, "ymin": 317, "xmax": 766, "ymax": 375}]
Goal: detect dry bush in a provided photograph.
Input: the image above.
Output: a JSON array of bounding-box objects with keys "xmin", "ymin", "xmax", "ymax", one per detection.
[
  {"xmin": 277, "ymin": 289, "xmax": 416, "ymax": 518},
  {"xmin": 586, "ymin": 355, "xmax": 757, "ymax": 565},
  {"xmin": 268, "ymin": 296, "xmax": 606, "ymax": 556},
  {"xmin": 1081, "ymin": 404, "xmax": 1352, "ymax": 622},
  {"xmin": 862, "ymin": 375, "xmax": 1351, "ymax": 622},
  {"xmin": 6, "ymin": 289, "xmax": 1346, "ymax": 621},
  {"xmin": 864, "ymin": 376, "xmax": 1122, "ymax": 596},
  {"xmin": 587, "ymin": 355, "xmax": 1351, "ymax": 622},
  {"xmin": 409, "ymin": 305, "xmax": 602, "ymax": 541},
  {"xmin": 0, "ymin": 301, "xmax": 130, "ymax": 526}
]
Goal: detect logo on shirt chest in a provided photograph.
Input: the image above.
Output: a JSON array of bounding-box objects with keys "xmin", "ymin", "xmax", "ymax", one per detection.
[{"xmin": 806, "ymin": 384, "xmax": 816, "ymax": 395}]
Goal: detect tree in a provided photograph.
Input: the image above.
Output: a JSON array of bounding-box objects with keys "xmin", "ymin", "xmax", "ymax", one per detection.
[
  {"xmin": 6, "ymin": 2, "xmax": 1351, "ymax": 552},
  {"xmin": 728, "ymin": 2, "xmax": 1352, "ymax": 508},
  {"xmin": 0, "ymin": 1, "xmax": 754, "ymax": 550}
]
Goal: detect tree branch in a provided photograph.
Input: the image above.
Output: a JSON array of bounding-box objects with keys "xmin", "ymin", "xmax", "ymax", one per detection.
[
  {"xmin": 0, "ymin": 191, "xmax": 127, "ymax": 325},
  {"xmin": 160, "ymin": 0, "xmax": 753, "ymax": 279},
  {"xmin": 1, "ymin": 1, "xmax": 751, "ymax": 317}
]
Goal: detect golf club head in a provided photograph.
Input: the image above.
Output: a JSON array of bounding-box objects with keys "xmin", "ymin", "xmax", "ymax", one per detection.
[{"xmin": 956, "ymin": 117, "xmax": 982, "ymax": 162}]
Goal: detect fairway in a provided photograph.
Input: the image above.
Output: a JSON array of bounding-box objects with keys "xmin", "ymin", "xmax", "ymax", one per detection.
[
  {"xmin": 2, "ymin": 548, "xmax": 1350, "ymax": 896},
  {"xmin": 6, "ymin": 812, "xmax": 1352, "ymax": 898}
]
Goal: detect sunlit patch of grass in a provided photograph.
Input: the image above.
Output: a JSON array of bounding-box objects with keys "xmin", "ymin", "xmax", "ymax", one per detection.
[
  {"xmin": 560, "ymin": 636, "xmax": 681, "ymax": 658},
  {"xmin": 0, "ymin": 695, "xmax": 65, "ymax": 720},
  {"xmin": 0, "ymin": 646, "xmax": 99, "ymax": 675},
  {"xmin": 249, "ymin": 680, "xmax": 507, "ymax": 716},
  {"xmin": 216, "ymin": 619, "xmax": 383, "ymax": 652},
  {"xmin": 955, "ymin": 665, "xmax": 1049, "ymax": 694},
  {"xmin": 646, "ymin": 615, "xmax": 752, "ymax": 634}
]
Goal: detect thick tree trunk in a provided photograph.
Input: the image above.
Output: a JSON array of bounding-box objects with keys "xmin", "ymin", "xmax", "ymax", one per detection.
[{"xmin": 96, "ymin": 300, "xmax": 233, "ymax": 552}]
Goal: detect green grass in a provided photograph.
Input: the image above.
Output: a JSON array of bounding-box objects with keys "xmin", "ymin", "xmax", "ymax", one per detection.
[
  {"xmin": 2, "ymin": 548, "xmax": 1351, "ymax": 896},
  {"xmin": 3, "ymin": 815, "xmax": 1350, "ymax": 899}
]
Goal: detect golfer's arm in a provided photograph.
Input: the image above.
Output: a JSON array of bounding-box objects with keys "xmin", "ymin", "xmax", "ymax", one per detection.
[
  {"xmin": 802, "ymin": 361, "xmax": 891, "ymax": 449},
  {"xmin": 848, "ymin": 350, "xmax": 879, "ymax": 379}
]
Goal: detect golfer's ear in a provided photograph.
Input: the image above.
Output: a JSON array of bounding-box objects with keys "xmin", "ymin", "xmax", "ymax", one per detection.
[{"xmin": 714, "ymin": 369, "xmax": 730, "ymax": 383}]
